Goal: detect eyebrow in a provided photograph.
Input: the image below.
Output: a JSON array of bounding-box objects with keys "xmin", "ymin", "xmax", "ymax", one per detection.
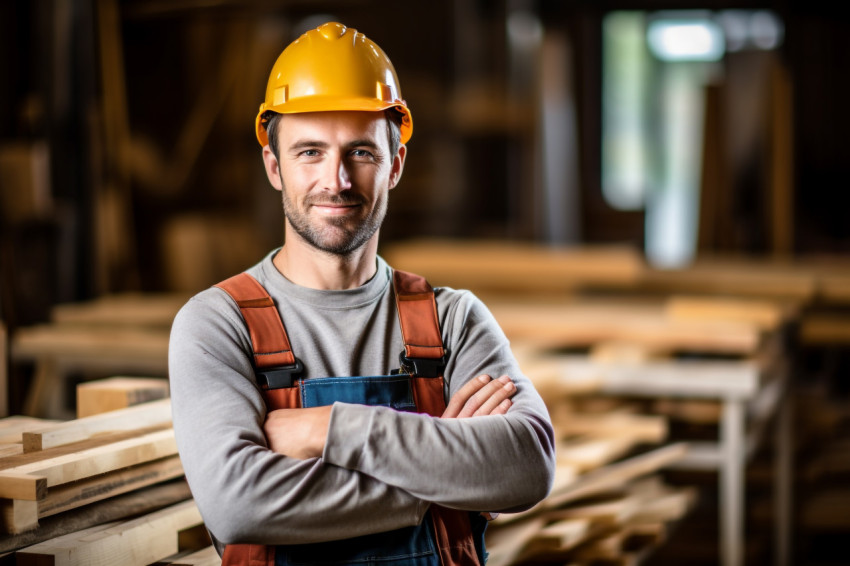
[{"xmin": 287, "ymin": 139, "xmax": 382, "ymax": 153}]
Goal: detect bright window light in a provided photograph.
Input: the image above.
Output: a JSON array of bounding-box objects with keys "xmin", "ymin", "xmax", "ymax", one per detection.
[{"xmin": 647, "ymin": 19, "xmax": 725, "ymax": 61}]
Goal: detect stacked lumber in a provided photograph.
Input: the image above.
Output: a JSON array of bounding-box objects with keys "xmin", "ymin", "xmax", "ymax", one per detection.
[
  {"xmin": 486, "ymin": 406, "xmax": 694, "ymax": 566},
  {"xmin": 0, "ymin": 382, "xmax": 207, "ymax": 565}
]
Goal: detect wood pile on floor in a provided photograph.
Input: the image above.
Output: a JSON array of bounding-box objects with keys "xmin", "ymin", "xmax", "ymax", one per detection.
[{"xmin": 0, "ymin": 379, "xmax": 219, "ymax": 566}]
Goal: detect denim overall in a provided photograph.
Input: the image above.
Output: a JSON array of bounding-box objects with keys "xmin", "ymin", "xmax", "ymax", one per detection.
[{"xmin": 214, "ymin": 270, "xmax": 486, "ymax": 566}]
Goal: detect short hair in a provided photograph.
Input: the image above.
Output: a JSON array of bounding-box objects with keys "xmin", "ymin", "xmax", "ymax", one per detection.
[{"xmin": 261, "ymin": 109, "xmax": 403, "ymax": 161}]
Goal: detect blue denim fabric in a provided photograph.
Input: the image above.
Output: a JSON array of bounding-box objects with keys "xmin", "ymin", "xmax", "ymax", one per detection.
[{"xmin": 271, "ymin": 374, "xmax": 487, "ymax": 565}]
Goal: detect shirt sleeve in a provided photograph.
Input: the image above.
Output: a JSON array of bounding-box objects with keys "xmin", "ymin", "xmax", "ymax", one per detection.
[
  {"xmin": 322, "ymin": 289, "xmax": 556, "ymax": 513},
  {"xmin": 169, "ymin": 291, "xmax": 428, "ymax": 545}
]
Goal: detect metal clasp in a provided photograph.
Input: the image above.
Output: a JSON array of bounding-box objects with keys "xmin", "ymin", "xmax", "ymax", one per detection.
[{"xmin": 257, "ymin": 358, "xmax": 304, "ymax": 389}]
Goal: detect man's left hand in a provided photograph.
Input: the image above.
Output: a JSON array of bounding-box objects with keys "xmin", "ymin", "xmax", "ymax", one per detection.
[{"xmin": 264, "ymin": 405, "xmax": 332, "ymax": 459}]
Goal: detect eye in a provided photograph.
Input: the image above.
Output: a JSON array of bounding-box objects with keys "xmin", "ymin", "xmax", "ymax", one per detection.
[
  {"xmin": 300, "ymin": 149, "xmax": 320, "ymax": 157},
  {"xmin": 351, "ymin": 148, "xmax": 375, "ymax": 159}
]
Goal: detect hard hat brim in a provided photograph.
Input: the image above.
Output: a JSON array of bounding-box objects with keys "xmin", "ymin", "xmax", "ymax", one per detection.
[{"xmin": 255, "ymin": 98, "xmax": 413, "ymax": 148}]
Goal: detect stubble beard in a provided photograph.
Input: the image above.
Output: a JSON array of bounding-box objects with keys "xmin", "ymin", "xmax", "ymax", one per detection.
[{"xmin": 280, "ymin": 184, "xmax": 388, "ymax": 257}]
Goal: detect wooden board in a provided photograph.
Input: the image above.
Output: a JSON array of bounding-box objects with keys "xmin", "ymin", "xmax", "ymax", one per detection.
[
  {"xmin": 0, "ymin": 417, "xmax": 62, "ymax": 445},
  {"xmin": 639, "ymin": 256, "xmax": 817, "ymax": 300},
  {"xmin": 664, "ymin": 295, "xmax": 792, "ymax": 330},
  {"xmin": 0, "ymin": 481, "xmax": 192, "ymax": 554},
  {"xmin": 23, "ymin": 399, "xmax": 172, "ymax": 452},
  {"xmin": 496, "ymin": 443, "xmax": 688, "ymax": 525},
  {"xmin": 551, "ymin": 411, "xmax": 668, "ymax": 444},
  {"xmin": 166, "ymin": 546, "xmax": 221, "ymax": 566},
  {"xmin": 0, "ymin": 428, "xmax": 177, "ymax": 490},
  {"xmin": 37, "ymin": 455, "xmax": 184, "ymax": 518},
  {"xmin": 51, "ymin": 293, "xmax": 187, "ymax": 328},
  {"xmin": 11, "ymin": 325, "xmax": 169, "ymax": 366},
  {"xmin": 76, "ymin": 377, "xmax": 170, "ymax": 418},
  {"xmin": 15, "ymin": 499, "xmax": 203, "ymax": 566},
  {"xmin": 382, "ymin": 238, "xmax": 644, "ymax": 294},
  {"xmin": 488, "ymin": 299, "xmax": 762, "ymax": 355}
]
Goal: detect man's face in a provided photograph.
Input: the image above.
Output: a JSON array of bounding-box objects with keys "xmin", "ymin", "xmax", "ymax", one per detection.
[{"xmin": 262, "ymin": 111, "xmax": 405, "ymax": 257}]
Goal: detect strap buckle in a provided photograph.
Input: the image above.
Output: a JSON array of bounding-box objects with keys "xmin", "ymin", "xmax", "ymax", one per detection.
[
  {"xmin": 396, "ymin": 351, "xmax": 447, "ymax": 378},
  {"xmin": 257, "ymin": 358, "xmax": 304, "ymax": 389}
]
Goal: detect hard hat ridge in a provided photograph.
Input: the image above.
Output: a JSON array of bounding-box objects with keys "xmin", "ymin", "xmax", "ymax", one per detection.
[{"xmin": 255, "ymin": 22, "xmax": 413, "ymax": 147}]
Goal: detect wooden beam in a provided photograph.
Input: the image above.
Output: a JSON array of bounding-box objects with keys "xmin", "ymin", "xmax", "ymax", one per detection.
[
  {"xmin": 0, "ymin": 481, "xmax": 191, "ymax": 555},
  {"xmin": 15, "ymin": 499, "xmax": 203, "ymax": 566},
  {"xmin": 0, "ymin": 472, "xmax": 47, "ymax": 500},
  {"xmin": 22, "ymin": 398, "xmax": 171, "ymax": 452},
  {"xmin": 1, "ymin": 428, "xmax": 176, "ymax": 488},
  {"xmin": 77, "ymin": 377, "xmax": 169, "ymax": 418},
  {"xmin": 0, "ymin": 499, "xmax": 38, "ymax": 535},
  {"xmin": 38, "ymin": 455, "xmax": 184, "ymax": 518},
  {"xmin": 166, "ymin": 546, "xmax": 221, "ymax": 566},
  {"xmin": 549, "ymin": 443, "xmax": 688, "ymax": 508},
  {"xmin": 552, "ymin": 412, "xmax": 668, "ymax": 444},
  {"xmin": 0, "ymin": 417, "xmax": 62, "ymax": 441},
  {"xmin": 557, "ymin": 436, "xmax": 638, "ymax": 473},
  {"xmin": 382, "ymin": 239, "xmax": 643, "ymax": 294}
]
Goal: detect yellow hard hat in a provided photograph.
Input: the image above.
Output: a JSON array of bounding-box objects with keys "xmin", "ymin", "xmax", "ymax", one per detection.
[{"xmin": 255, "ymin": 22, "xmax": 413, "ymax": 147}]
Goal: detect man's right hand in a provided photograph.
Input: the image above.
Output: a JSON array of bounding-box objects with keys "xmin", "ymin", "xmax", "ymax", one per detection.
[{"xmin": 442, "ymin": 374, "xmax": 516, "ymax": 418}]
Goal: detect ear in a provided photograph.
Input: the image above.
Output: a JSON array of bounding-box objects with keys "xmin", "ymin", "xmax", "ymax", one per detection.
[
  {"xmin": 388, "ymin": 144, "xmax": 407, "ymax": 190},
  {"xmin": 262, "ymin": 145, "xmax": 284, "ymax": 192}
]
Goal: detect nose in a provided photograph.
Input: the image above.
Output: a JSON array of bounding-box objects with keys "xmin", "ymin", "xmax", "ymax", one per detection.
[{"xmin": 321, "ymin": 153, "xmax": 352, "ymax": 193}]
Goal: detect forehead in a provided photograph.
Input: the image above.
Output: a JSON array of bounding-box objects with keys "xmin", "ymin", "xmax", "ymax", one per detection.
[{"xmin": 277, "ymin": 111, "xmax": 387, "ymax": 146}]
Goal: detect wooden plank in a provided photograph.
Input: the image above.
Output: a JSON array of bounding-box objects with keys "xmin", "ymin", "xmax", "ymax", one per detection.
[
  {"xmin": 0, "ymin": 417, "xmax": 62, "ymax": 444},
  {"xmin": 549, "ymin": 443, "xmax": 688, "ymax": 508},
  {"xmin": 0, "ymin": 428, "xmax": 177, "ymax": 488},
  {"xmin": 77, "ymin": 377, "xmax": 169, "ymax": 418},
  {"xmin": 51, "ymin": 294, "xmax": 186, "ymax": 328},
  {"xmin": 382, "ymin": 239, "xmax": 643, "ymax": 294},
  {"xmin": 0, "ymin": 472, "xmax": 47, "ymax": 500},
  {"xmin": 496, "ymin": 443, "xmax": 688, "ymax": 525},
  {"xmin": 167, "ymin": 546, "xmax": 221, "ymax": 566},
  {"xmin": 557, "ymin": 436, "xmax": 638, "ymax": 473},
  {"xmin": 38, "ymin": 455, "xmax": 184, "ymax": 518},
  {"xmin": 23, "ymin": 398, "xmax": 171, "ymax": 452},
  {"xmin": 11, "ymin": 325, "xmax": 169, "ymax": 366},
  {"xmin": 552, "ymin": 412, "xmax": 668, "ymax": 443},
  {"xmin": 0, "ymin": 499, "xmax": 38, "ymax": 535},
  {"xmin": 0, "ymin": 481, "xmax": 191, "ymax": 554},
  {"xmin": 488, "ymin": 300, "xmax": 762, "ymax": 354},
  {"xmin": 484, "ymin": 517, "xmax": 548, "ymax": 566},
  {"xmin": 640, "ymin": 256, "xmax": 817, "ymax": 300},
  {"xmin": 665, "ymin": 295, "xmax": 791, "ymax": 330},
  {"xmin": 16, "ymin": 499, "xmax": 203, "ymax": 566},
  {"xmin": 0, "ymin": 444, "xmax": 22, "ymax": 458},
  {"xmin": 652, "ymin": 398, "xmax": 722, "ymax": 424}
]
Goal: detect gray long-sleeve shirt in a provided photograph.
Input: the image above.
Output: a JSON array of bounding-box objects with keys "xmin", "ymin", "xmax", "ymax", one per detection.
[{"xmin": 169, "ymin": 251, "xmax": 555, "ymax": 547}]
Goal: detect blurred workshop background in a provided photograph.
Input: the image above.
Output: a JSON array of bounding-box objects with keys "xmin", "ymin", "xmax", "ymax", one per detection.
[{"xmin": 0, "ymin": 1, "xmax": 849, "ymax": 565}]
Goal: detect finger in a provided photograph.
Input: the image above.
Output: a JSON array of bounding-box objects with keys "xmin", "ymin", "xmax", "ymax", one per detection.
[
  {"xmin": 473, "ymin": 378, "xmax": 516, "ymax": 416},
  {"xmin": 488, "ymin": 398, "xmax": 513, "ymax": 416},
  {"xmin": 442, "ymin": 374, "xmax": 492, "ymax": 418},
  {"xmin": 457, "ymin": 375, "xmax": 514, "ymax": 418}
]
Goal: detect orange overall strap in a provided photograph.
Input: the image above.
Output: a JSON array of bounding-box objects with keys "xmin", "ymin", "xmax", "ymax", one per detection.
[
  {"xmin": 215, "ymin": 273, "xmax": 293, "ymax": 566},
  {"xmin": 393, "ymin": 270, "xmax": 482, "ymax": 566},
  {"xmin": 215, "ymin": 273, "xmax": 296, "ymax": 370},
  {"xmin": 393, "ymin": 270, "xmax": 445, "ymax": 361}
]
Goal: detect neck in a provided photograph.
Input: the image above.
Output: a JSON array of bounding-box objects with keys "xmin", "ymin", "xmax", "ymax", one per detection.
[{"xmin": 273, "ymin": 233, "xmax": 380, "ymax": 290}]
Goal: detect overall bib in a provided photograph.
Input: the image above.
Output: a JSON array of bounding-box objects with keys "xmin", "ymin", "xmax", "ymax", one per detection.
[{"xmin": 214, "ymin": 270, "xmax": 486, "ymax": 566}]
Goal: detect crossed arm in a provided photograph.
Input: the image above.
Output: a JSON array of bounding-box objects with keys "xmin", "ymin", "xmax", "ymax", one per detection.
[{"xmin": 264, "ymin": 374, "xmax": 517, "ymax": 459}]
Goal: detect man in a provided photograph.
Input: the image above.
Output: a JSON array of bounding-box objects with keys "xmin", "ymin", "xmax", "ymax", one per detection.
[{"xmin": 169, "ymin": 22, "xmax": 555, "ymax": 566}]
